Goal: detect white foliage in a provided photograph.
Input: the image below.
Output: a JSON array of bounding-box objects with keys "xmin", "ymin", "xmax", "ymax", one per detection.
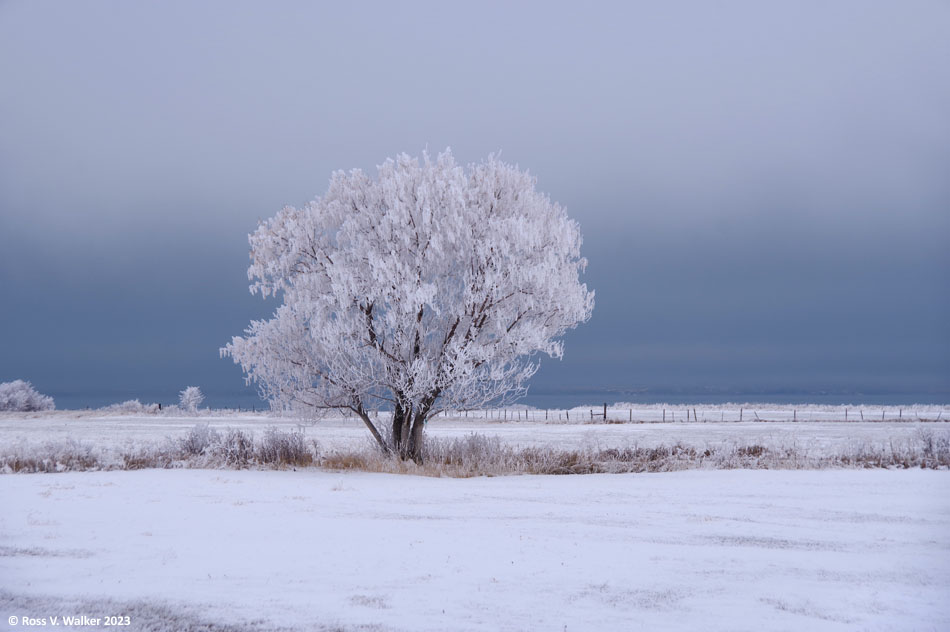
[
  {"xmin": 100, "ymin": 400, "xmax": 161, "ymax": 415},
  {"xmin": 222, "ymin": 149, "xmax": 594, "ymax": 444},
  {"xmin": 179, "ymin": 386, "xmax": 204, "ymax": 414},
  {"xmin": 0, "ymin": 379, "xmax": 55, "ymax": 412}
]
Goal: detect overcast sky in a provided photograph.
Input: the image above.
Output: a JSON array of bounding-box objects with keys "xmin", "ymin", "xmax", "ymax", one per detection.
[{"xmin": 1, "ymin": 1, "xmax": 948, "ymax": 405}]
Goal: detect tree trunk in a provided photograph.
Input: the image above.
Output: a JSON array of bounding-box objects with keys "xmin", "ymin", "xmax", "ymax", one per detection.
[
  {"xmin": 389, "ymin": 397, "xmax": 433, "ymax": 462},
  {"xmin": 399, "ymin": 419, "xmax": 412, "ymax": 459},
  {"xmin": 408, "ymin": 413, "xmax": 426, "ymax": 463},
  {"xmin": 391, "ymin": 407, "xmax": 402, "ymax": 451},
  {"xmin": 391, "ymin": 402, "xmax": 411, "ymax": 458},
  {"xmin": 352, "ymin": 407, "xmax": 390, "ymax": 454}
]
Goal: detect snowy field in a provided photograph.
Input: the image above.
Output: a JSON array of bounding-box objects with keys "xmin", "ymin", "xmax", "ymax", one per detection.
[
  {"xmin": 2, "ymin": 410, "xmax": 949, "ymax": 630},
  {"xmin": 2, "ymin": 469, "xmax": 949, "ymax": 631},
  {"xmin": 2, "ymin": 408, "xmax": 949, "ymax": 456}
]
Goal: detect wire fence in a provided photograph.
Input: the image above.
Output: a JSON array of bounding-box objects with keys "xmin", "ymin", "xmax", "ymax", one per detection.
[
  {"xmin": 431, "ymin": 404, "xmax": 948, "ymax": 423},
  {"xmin": 212, "ymin": 403, "xmax": 949, "ymax": 424}
]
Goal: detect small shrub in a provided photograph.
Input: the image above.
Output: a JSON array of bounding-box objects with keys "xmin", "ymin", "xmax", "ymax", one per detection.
[
  {"xmin": 1, "ymin": 440, "xmax": 99, "ymax": 473},
  {"xmin": 100, "ymin": 400, "xmax": 160, "ymax": 415},
  {"xmin": 120, "ymin": 446, "xmax": 155, "ymax": 470},
  {"xmin": 51, "ymin": 441, "xmax": 100, "ymax": 471},
  {"xmin": 0, "ymin": 380, "xmax": 55, "ymax": 412},
  {"xmin": 177, "ymin": 424, "xmax": 219, "ymax": 457},
  {"xmin": 256, "ymin": 428, "xmax": 316, "ymax": 467},
  {"xmin": 218, "ymin": 429, "xmax": 255, "ymax": 467}
]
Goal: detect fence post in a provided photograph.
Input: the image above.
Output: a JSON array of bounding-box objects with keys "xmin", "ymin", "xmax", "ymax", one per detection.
[{"xmin": 604, "ymin": 402, "xmax": 607, "ymax": 421}]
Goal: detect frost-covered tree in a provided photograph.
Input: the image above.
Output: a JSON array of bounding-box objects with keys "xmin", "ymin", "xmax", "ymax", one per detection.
[
  {"xmin": 223, "ymin": 150, "xmax": 594, "ymax": 460},
  {"xmin": 0, "ymin": 379, "xmax": 55, "ymax": 412},
  {"xmin": 179, "ymin": 386, "xmax": 204, "ymax": 414}
]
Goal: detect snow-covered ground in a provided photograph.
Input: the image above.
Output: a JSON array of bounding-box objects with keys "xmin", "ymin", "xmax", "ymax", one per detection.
[
  {"xmin": 1, "ymin": 410, "xmax": 948, "ymax": 456},
  {"xmin": 2, "ymin": 469, "xmax": 948, "ymax": 631},
  {"xmin": 2, "ymin": 411, "xmax": 948, "ymax": 629}
]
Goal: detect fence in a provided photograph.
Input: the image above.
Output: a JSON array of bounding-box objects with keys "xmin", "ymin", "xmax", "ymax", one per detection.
[{"xmin": 428, "ymin": 404, "xmax": 948, "ymax": 423}]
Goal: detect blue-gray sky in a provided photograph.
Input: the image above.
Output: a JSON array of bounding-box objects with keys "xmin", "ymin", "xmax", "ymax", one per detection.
[{"xmin": 1, "ymin": 1, "xmax": 948, "ymax": 405}]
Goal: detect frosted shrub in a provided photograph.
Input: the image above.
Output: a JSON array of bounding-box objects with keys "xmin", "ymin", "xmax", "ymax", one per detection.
[
  {"xmin": 218, "ymin": 429, "xmax": 255, "ymax": 467},
  {"xmin": 0, "ymin": 380, "xmax": 55, "ymax": 412},
  {"xmin": 257, "ymin": 428, "xmax": 316, "ymax": 466},
  {"xmin": 177, "ymin": 424, "xmax": 218, "ymax": 456},
  {"xmin": 916, "ymin": 427, "xmax": 950, "ymax": 460},
  {"xmin": 179, "ymin": 386, "xmax": 204, "ymax": 415},
  {"xmin": 423, "ymin": 434, "xmax": 508, "ymax": 469},
  {"xmin": 100, "ymin": 400, "xmax": 160, "ymax": 415},
  {"xmin": 3, "ymin": 439, "xmax": 99, "ymax": 473}
]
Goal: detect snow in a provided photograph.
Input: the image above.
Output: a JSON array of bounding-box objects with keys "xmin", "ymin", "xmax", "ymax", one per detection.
[
  {"xmin": 2, "ymin": 411, "xmax": 948, "ymax": 456},
  {"xmin": 2, "ymin": 410, "xmax": 948, "ymax": 629},
  {"xmin": 2, "ymin": 469, "xmax": 948, "ymax": 631}
]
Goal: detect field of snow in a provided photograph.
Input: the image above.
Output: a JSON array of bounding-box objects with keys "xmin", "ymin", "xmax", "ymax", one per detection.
[
  {"xmin": 2, "ymin": 409, "xmax": 949, "ymax": 456},
  {"xmin": 2, "ymin": 469, "xmax": 948, "ymax": 631},
  {"xmin": 2, "ymin": 410, "xmax": 948, "ymax": 630}
]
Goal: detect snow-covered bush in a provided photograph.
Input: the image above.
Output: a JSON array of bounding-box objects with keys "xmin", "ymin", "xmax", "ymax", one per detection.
[
  {"xmin": 177, "ymin": 424, "xmax": 218, "ymax": 456},
  {"xmin": 0, "ymin": 380, "xmax": 55, "ymax": 412},
  {"xmin": 217, "ymin": 429, "xmax": 255, "ymax": 467},
  {"xmin": 179, "ymin": 386, "xmax": 204, "ymax": 415},
  {"xmin": 257, "ymin": 427, "xmax": 315, "ymax": 466},
  {"xmin": 100, "ymin": 400, "xmax": 160, "ymax": 415}
]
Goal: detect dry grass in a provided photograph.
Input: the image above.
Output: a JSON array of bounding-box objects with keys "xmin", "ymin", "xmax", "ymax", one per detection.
[
  {"xmin": 2, "ymin": 426, "xmax": 949, "ymax": 476},
  {"xmin": 3, "ymin": 426, "xmax": 319, "ymax": 473},
  {"xmin": 2, "ymin": 439, "xmax": 100, "ymax": 473},
  {"xmin": 304, "ymin": 430, "xmax": 950, "ymax": 477}
]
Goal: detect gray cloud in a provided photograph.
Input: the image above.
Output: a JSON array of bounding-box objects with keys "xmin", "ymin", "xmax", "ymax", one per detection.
[{"xmin": 1, "ymin": 0, "xmax": 947, "ymax": 404}]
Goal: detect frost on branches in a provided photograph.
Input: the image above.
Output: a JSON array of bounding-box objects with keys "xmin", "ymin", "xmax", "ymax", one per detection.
[
  {"xmin": 0, "ymin": 380, "xmax": 55, "ymax": 412},
  {"xmin": 223, "ymin": 150, "xmax": 594, "ymax": 460},
  {"xmin": 179, "ymin": 386, "xmax": 204, "ymax": 414}
]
